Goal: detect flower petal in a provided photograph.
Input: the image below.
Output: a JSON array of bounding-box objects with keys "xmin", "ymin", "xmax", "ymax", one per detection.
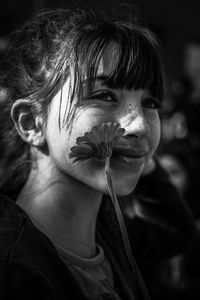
[
  {"xmin": 87, "ymin": 131, "xmax": 99, "ymax": 145},
  {"xmin": 69, "ymin": 144, "xmax": 93, "ymax": 158},
  {"xmin": 69, "ymin": 122, "xmax": 125, "ymax": 163}
]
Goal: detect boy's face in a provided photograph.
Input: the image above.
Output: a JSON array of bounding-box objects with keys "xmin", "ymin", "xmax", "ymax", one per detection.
[{"xmin": 45, "ymin": 44, "xmax": 161, "ymax": 196}]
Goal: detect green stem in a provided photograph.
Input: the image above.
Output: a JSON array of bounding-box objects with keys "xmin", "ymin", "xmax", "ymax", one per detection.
[{"xmin": 105, "ymin": 157, "xmax": 151, "ymax": 300}]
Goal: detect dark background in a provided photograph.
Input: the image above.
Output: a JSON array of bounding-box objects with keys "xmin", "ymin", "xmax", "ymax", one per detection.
[{"xmin": 0, "ymin": 0, "xmax": 200, "ymax": 78}]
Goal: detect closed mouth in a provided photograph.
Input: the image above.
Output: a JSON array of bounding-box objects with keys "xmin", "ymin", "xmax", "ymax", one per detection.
[{"xmin": 112, "ymin": 147, "xmax": 148, "ymax": 159}]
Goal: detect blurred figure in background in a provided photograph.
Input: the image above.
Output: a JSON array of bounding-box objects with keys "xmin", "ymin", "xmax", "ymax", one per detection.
[
  {"xmin": 153, "ymin": 40, "xmax": 200, "ymax": 300},
  {"xmin": 160, "ymin": 40, "xmax": 200, "ymax": 216}
]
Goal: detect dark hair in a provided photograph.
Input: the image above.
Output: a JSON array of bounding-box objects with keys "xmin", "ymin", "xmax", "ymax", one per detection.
[{"xmin": 0, "ymin": 8, "xmax": 164, "ymax": 199}]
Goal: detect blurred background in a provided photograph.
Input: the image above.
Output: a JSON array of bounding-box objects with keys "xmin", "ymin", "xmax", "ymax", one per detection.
[{"xmin": 0, "ymin": 0, "xmax": 200, "ymax": 299}]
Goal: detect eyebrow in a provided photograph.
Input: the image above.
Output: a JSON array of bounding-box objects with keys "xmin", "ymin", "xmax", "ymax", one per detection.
[
  {"xmin": 83, "ymin": 75, "xmax": 108, "ymax": 84},
  {"xmin": 83, "ymin": 76, "xmax": 161, "ymax": 101},
  {"xmin": 95, "ymin": 75, "xmax": 108, "ymax": 81}
]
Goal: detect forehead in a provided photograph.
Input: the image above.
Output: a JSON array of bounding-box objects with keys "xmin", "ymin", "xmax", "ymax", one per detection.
[{"xmin": 97, "ymin": 43, "xmax": 119, "ymax": 76}]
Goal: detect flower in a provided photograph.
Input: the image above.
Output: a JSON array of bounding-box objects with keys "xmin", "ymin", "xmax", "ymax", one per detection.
[
  {"xmin": 69, "ymin": 121, "xmax": 150, "ymax": 298},
  {"xmin": 69, "ymin": 122, "xmax": 125, "ymax": 163}
]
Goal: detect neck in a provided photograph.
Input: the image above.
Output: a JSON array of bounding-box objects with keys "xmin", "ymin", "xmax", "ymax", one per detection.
[{"xmin": 17, "ymin": 155, "xmax": 103, "ymax": 258}]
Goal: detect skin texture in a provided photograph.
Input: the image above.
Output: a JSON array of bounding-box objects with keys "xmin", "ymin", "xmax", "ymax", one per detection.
[
  {"xmin": 45, "ymin": 43, "xmax": 161, "ymax": 196},
  {"xmin": 45, "ymin": 80, "xmax": 160, "ymax": 195},
  {"xmin": 15, "ymin": 44, "xmax": 161, "ymax": 258}
]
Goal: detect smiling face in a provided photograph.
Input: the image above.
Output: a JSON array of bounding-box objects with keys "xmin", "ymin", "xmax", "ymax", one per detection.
[{"xmin": 44, "ymin": 44, "xmax": 161, "ymax": 196}]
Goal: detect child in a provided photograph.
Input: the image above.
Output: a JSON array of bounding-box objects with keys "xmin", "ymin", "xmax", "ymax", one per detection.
[{"xmin": 0, "ymin": 8, "xmax": 195, "ymax": 300}]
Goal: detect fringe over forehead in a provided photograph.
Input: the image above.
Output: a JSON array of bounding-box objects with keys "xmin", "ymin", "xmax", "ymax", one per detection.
[
  {"xmin": 67, "ymin": 9, "xmax": 163, "ymax": 102},
  {"xmin": 5, "ymin": 8, "xmax": 163, "ymax": 127}
]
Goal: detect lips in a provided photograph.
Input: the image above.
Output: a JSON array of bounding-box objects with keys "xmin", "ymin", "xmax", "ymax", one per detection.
[{"xmin": 112, "ymin": 147, "xmax": 148, "ymax": 159}]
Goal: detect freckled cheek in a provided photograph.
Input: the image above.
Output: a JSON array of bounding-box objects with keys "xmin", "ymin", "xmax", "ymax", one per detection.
[
  {"xmin": 72, "ymin": 108, "xmax": 115, "ymax": 133},
  {"xmin": 64, "ymin": 106, "xmax": 119, "ymax": 157},
  {"xmin": 63, "ymin": 109, "xmax": 110, "ymax": 152}
]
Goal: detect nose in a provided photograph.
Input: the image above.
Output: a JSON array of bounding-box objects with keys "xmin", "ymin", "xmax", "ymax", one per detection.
[{"xmin": 120, "ymin": 109, "xmax": 150, "ymax": 139}]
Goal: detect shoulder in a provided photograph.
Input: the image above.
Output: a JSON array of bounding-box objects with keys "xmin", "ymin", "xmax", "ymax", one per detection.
[
  {"xmin": 0, "ymin": 195, "xmax": 28, "ymax": 263},
  {"xmin": 0, "ymin": 196, "xmax": 52, "ymax": 298},
  {"xmin": 0, "ymin": 195, "xmax": 58, "ymax": 272},
  {"xmin": 0, "ymin": 260, "xmax": 51, "ymax": 299},
  {"xmin": 0, "ymin": 196, "xmax": 85, "ymax": 299}
]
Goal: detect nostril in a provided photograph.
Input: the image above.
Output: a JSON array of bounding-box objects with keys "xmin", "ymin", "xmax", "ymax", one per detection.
[
  {"xmin": 124, "ymin": 133, "xmax": 138, "ymax": 139},
  {"xmin": 124, "ymin": 122, "xmax": 150, "ymax": 139}
]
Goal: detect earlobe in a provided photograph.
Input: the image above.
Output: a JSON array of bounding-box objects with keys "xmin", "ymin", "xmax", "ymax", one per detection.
[{"xmin": 11, "ymin": 99, "xmax": 46, "ymax": 147}]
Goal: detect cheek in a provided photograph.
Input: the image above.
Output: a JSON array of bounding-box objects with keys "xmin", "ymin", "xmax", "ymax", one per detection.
[
  {"xmin": 68, "ymin": 107, "xmax": 113, "ymax": 140},
  {"xmin": 64, "ymin": 108, "xmax": 112, "ymax": 162},
  {"xmin": 149, "ymin": 113, "xmax": 161, "ymax": 153}
]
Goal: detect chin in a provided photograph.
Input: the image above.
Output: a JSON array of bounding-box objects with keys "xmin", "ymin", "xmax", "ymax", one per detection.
[
  {"xmin": 113, "ymin": 173, "xmax": 141, "ymax": 196},
  {"xmin": 85, "ymin": 167, "xmax": 141, "ymax": 197},
  {"xmin": 105, "ymin": 177, "xmax": 140, "ymax": 197},
  {"xmin": 114, "ymin": 184, "xmax": 137, "ymax": 196}
]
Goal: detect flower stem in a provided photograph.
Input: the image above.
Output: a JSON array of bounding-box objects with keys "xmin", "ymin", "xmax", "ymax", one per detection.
[{"xmin": 105, "ymin": 156, "xmax": 151, "ymax": 300}]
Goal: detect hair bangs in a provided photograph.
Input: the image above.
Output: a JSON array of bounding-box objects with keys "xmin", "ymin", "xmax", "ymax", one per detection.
[
  {"xmin": 63, "ymin": 18, "xmax": 164, "ymax": 127},
  {"xmin": 78, "ymin": 24, "xmax": 163, "ymax": 101},
  {"xmin": 62, "ymin": 24, "xmax": 113, "ymax": 127},
  {"xmin": 103, "ymin": 26, "xmax": 163, "ymax": 100},
  {"xmin": 74, "ymin": 24, "xmax": 117, "ymax": 96}
]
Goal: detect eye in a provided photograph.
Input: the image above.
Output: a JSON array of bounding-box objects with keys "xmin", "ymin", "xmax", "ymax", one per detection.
[
  {"xmin": 142, "ymin": 97, "xmax": 161, "ymax": 109},
  {"xmin": 88, "ymin": 90, "xmax": 118, "ymax": 102}
]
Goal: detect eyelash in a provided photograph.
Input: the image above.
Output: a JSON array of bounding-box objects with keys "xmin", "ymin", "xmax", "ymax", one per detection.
[
  {"xmin": 142, "ymin": 97, "xmax": 161, "ymax": 109},
  {"xmin": 88, "ymin": 91, "xmax": 117, "ymax": 102},
  {"xmin": 87, "ymin": 91, "xmax": 161, "ymax": 109}
]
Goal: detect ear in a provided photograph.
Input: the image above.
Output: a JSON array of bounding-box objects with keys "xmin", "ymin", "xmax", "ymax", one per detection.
[{"xmin": 11, "ymin": 99, "xmax": 46, "ymax": 147}]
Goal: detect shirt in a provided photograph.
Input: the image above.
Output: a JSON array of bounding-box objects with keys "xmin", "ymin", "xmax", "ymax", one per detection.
[{"xmin": 56, "ymin": 243, "xmax": 122, "ymax": 299}]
